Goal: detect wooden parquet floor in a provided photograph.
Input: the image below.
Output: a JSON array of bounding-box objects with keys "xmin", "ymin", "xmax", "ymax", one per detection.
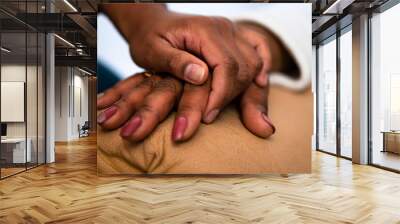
[{"xmin": 1, "ymin": 135, "xmax": 400, "ymax": 224}]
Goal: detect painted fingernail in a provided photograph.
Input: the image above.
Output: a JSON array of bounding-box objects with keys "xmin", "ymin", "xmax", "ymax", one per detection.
[
  {"xmin": 184, "ymin": 63, "xmax": 205, "ymax": 84},
  {"xmin": 97, "ymin": 106, "xmax": 118, "ymax": 124},
  {"xmin": 262, "ymin": 113, "xmax": 276, "ymax": 134},
  {"xmin": 172, "ymin": 116, "xmax": 188, "ymax": 141},
  {"xmin": 203, "ymin": 109, "xmax": 220, "ymax": 124},
  {"xmin": 120, "ymin": 116, "xmax": 142, "ymax": 137}
]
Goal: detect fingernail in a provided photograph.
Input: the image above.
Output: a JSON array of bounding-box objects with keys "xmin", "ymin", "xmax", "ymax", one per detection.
[
  {"xmin": 262, "ymin": 113, "xmax": 276, "ymax": 134},
  {"xmin": 203, "ymin": 109, "xmax": 220, "ymax": 124},
  {"xmin": 258, "ymin": 74, "xmax": 268, "ymax": 86},
  {"xmin": 97, "ymin": 93, "xmax": 105, "ymax": 106},
  {"xmin": 97, "ymin": 106, "xmax": 118, "ymax": 124},
  {"xmin": 97, "ymin": 92, "xmax": 104, "ymax": 98},
  {"xmin": 172, "ymin": 116, "xmax": 187, "ymax": 141},
  {"xmin": 120, "ymin": 116, "xmax": 142, "ymax": 137},
  {"xmin": 184, "ymin": 64, "xmax": 205, "ymax": 84}
]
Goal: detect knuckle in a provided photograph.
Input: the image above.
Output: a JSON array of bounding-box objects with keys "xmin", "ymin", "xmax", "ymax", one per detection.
[
  {"xmin": 236, "ymin": 64, "xmax": 253, "ymax": 84},
  {"xmin": 240, "ymin": 96, "xmax": 259, "ymax": 110},
  {"xmin": 140, "ymin": 103, "xmax": 162, "ymax": 123},
  {"xmin": 179, "ymin": 104, "xmax": 200, "ymax": 113},
  {"xmin": 237, "ymin": 72, "xmax": 251, "ymax": 85},
  {"xmin": 140, "ymin": 76, "xmax": 158, "ymax": 89},
  {"xmin": 153, "ymin": 79, "xmax": 179, "ymax": 95},
  {"xmin": 214, "ymin": 16, "xmax": 233, "ymax": 29},
  {"xmin": 123, "ymin": 93, "xmax": 140, "ymax": 108},
  {"xmin": 200, "ymin": 16, "xmax": 217, "ymax": 26},
  {"xmin": 104, "ymin": 88, "xmax": 117, "ymax": 98},
  {"xmin": 180, "ymin": 19, "xmax": 192, "ymax": 31},
  {"xmin": 167, "ymin": 52, "xmax": 185, "ymax": 73},
  {"xmin": 221, "ymin": 56, "xmax": 239, "ymax": 74},
  {"xmin": 254, "ymin": 57, "xmax": 263, "ymax": 73},
  {"xmin": 131, "ymin": 40, "xmax": 154, "ymax": 68}
]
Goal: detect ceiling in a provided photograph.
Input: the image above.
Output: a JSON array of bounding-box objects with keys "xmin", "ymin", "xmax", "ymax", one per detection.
[
  {"xmin": 0, "ymin": 0, "xmax": 97, "ymax": 72},
  {"xmin": 0, "ymin": 0, "xmax": 395, "ymax": 72},
  {"xmin": 311, "ymin": 0, "xmax": 391, "ymax": 43}
]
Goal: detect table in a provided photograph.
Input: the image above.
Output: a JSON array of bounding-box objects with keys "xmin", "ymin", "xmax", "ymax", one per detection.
[
  {"xmin": 1, "ymin": 138, "xmax": 32, "ymax": 164},
  {"xmin": 381, "ymin": 131, "xmax": 400, "ymax": 154}
]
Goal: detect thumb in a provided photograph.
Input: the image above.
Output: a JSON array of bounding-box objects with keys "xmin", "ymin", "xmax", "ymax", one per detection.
[
  {"xmin": 132, "ymin": 39, "xmax": 209, "ymax": 85},
  {"xmin": 240, "ymin": 83, "xmax": 275, "ymax": 138}
]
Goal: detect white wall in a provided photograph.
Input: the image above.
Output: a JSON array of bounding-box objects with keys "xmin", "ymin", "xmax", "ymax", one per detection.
[
  {"xmin": 1, "ymin": 63, "xmax": 46, "ymax": 164},
  {"xmin": 54, "ymin": 67, "xmax": 89, "ymax": 141},
  {"xmin": 1, "ymin": 65, "xmax": 38, "ymax": 138},
  {"xmin": 54, "ymin": 66, "xmax": 69, "ymax": 141}
]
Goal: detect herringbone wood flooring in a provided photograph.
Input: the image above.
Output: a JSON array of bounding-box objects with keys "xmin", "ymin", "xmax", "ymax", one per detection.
[{"xmin": 1, "ymin": 135, "xmax": 400, "ymax": 223}]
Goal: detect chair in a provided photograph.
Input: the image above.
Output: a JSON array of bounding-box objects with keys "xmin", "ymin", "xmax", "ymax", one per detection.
[{"xmin": 78, "ymin": 121, "xmax": 90, "ymax": 138}]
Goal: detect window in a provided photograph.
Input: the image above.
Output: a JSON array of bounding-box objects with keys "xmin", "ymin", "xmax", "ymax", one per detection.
[
  {"xmin": 317, "ymin": 36, "xmax": 337, "ymax": 154},
  {"xmin": 0, "ymin": 1, "xmax": 46, "ymax": 179},
  {"xmin": 370, "ymin": 3, "xmax": 400, "ymax": 171},
  {"xmin": 339, "ymin": 28, "xmax": 352, "ymax": 158}
]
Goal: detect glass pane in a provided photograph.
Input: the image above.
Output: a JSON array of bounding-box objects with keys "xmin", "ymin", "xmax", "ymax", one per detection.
[
  {"xmin": 1, "ymin": 30, "xmax": 27, "ymax": 177},
  {"xmin": 340, "ymin": 29, "xmax": 352, "ymax": 158},
  {"xmin": 27, "ymin": 31, "xmax": 38, "ymax": 169},
  {"xmin": 318, "ymin": 37, "xmax": 337, "ymax": 154},
  {"xmin": 371, "ymin": 4, "xmax": 400, "ymax": 171},
  {"xmin": 38, "ymin": 33, "xmax": 45, "ymax": 165}
]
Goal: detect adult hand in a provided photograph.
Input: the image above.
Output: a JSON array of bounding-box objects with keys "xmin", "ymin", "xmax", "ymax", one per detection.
[
  {"xmin": 102, "ymin": 4, "xmax": 264, "ymax": 124},
  {"xmin": 97, "ymin": 71, "xmax": 275, "ymax": 142},
  {"xmin": 97, "ymin": 72, "xmax": 183, "ymax": 142},
  {"xmin": 172, "ymin": 80, "xmax": 275, "ymax": 142},
  {"xmin": 171, "ymin": 21, "xmax": 282, "ymax": 141}
]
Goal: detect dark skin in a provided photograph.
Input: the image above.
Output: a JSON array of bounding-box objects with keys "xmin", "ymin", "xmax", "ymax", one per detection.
[{"xmin": 98, "ymin": 4, "xmax": 293, "ymax": 141}]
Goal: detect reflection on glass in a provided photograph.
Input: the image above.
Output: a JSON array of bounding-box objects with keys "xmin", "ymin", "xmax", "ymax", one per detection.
[
  {"xmin": 1, "ymin": 31, "xmax": 27, "ymax": 177},
  {"xmin": 371, "ymin": 4, "xmax": 400, "ymax": 171},
  {"xmin": 318, "ymin": 37, "xmax": 337, "ymax": 154},
  {"xmin": 340, "ymin": 29, "xmax": 352, "ymax": 158},
  {"xmin": 0, "ymin": 1, "xmax": 47, "ymax": 179},
  {"xmin": 38, "ymin": 33, "xmax": 46, "ymax": 165},
  {"xmin": 27, "ymin": 31, "xmax": 38, "ymax": 169}
]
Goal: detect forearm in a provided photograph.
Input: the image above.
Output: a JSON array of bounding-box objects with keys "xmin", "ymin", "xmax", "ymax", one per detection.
[{"xmin": 100, "ymin": 3, "xmax": 168, "ymax": 41}]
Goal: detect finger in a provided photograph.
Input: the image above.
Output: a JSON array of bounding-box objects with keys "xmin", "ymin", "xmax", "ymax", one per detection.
[
  {"xmin": 241, "ymin": 30, "xmax": 272, "ymax": 87},
  {"xmin": 97, "ymin": 75, "xmax": 161, "ymax": 130},
  {"xmin": 253, "ymin": 39, "xmax": 271, "ymax": 87},
  {"xmin": 120, "ymin": 77, "xmax": 183, "ymax": 141},
  {"xmin": 203, "ymin": 38, "xmax": 258, "ymax": 124},
  {"xmin": 172, "ymin": 79, "xmax": 210, "ymax": 142},
  {"xmin": 198, "ymin": 36, "xmax": 239, "ymax": 123},
  {"xmin": 132, "ymin": 39, "xmax": 209, "ymax": 85},
  {"xmin": 235, "ymin": 36, "xmax": 263, "ymax": 87},
  {"xmin": 240, "ymin": 82, "xmax": 275, "ymax": 138},
  {"xmin": 97, "ymin": 73, "xmax": 146, "ymax": 109}
]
